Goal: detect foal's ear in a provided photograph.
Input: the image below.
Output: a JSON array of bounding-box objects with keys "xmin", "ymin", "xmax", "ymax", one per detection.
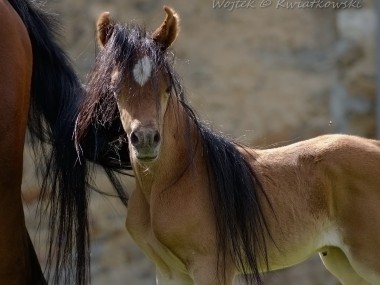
[
  {"xmin": 152, "ymin": 6, "xmax": 180, "ymax": 50},
  {"xmin": 97, "ymin": 12, "xmax": 115, "ymax": 48}
]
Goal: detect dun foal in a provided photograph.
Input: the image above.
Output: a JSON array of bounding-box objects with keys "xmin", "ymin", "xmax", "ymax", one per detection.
[{"xmin": 76, "ymin": 7, "xmax": 380, "ymax": 285}]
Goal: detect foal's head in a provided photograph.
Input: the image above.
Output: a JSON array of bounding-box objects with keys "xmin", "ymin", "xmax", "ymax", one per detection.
[{"xmin": 95, "ymin": 7, "xmax": 179, "ymax": 163}]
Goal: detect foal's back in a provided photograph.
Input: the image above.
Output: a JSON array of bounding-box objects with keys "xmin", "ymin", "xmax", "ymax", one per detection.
[{"xmin": 250, "ymin": 134, "xmax": 380, "ymax": 284}]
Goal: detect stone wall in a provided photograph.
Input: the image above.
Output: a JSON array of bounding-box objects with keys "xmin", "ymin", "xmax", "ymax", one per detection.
[{"xmin": 23, "ymin": 0, "xmax": 376, "ymax": 284}]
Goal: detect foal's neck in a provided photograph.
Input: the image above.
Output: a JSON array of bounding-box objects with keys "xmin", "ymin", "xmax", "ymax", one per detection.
[{"xmin": 132, "ymin": 97, "xmax": 199, "ymax": 201}]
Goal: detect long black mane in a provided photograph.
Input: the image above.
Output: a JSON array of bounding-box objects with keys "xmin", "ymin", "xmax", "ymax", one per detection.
[
  {"xmin": 77, "ymin": 20, "xmax": 271, "ymax": 285},
  {"xmin": 8, "ymin": 0, "xmax": 130, "ymax": 284}
]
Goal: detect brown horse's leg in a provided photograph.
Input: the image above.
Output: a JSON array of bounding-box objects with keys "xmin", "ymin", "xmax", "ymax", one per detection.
[
  {"xmin": 0, "ymin": 0, "xmax": 34, "ymax": 284},
  {"xmin": 320, "ymin": 247, "xmax": 370, "ymax": 285}
]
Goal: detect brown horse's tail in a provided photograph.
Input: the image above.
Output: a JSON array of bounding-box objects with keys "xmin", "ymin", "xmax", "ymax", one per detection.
[
  {"xmin": 26, "ymin": 232, "xmax": 47, "ymax": 285},
  {"xmin": 7, "ymin": 0, "xmax": 131, "ymax": 284},
  {"xmin": 7, "ymin": 0, "xmax": 90, "ymax": 283}
]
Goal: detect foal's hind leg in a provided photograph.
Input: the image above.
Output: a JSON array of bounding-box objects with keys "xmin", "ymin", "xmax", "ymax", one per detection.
[{"xmin": 320, "ymin": 247, "xmax": 370, "ymax": 285}]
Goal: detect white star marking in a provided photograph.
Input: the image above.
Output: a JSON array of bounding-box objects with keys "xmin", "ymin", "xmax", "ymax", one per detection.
[{"xmin": 132, "ymin": 55, "xmax": 153, "ymax": 86}]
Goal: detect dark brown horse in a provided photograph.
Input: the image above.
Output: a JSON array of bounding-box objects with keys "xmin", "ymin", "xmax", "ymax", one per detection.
[
  {"xmin": 76, "ymin": 7, "xmax": 380, "ymax": 285},
  {"xmin": 2, "ymin": 0, "xmax": 130, "ymax": 284}
]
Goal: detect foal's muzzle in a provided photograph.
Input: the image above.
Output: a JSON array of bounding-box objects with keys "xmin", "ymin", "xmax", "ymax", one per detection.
[{"xmin": 130, "ymin": 127, "xmax": 161, "ymax": 161}]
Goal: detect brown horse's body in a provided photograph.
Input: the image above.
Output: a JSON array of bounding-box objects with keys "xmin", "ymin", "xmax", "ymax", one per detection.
[
  {"xmin": 0, "ymin": 0, "xmax": 129, "ymax": 283},
  {"xmin": 0, "ymin": 1, "xmax": 39, "ymax": 283},
  {"xmin": 79, "ymin": 7, "xmax": 380, "ymax": 285}
]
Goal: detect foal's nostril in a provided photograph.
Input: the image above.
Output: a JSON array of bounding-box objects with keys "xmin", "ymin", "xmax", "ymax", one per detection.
[
  {"xmin": 131, "ymin": 129, "xmax": 160, "ymax": 150},
  {"xmin": 153, "ymin": 132, "xmax": 161, "ymax": 145},
  {"xmin": 130, "ymin": 132, "xmax": 139, "ymax": 146}
]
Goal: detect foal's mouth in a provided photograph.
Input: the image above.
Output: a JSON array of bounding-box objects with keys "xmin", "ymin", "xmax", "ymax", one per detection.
[
  {"xmin": 136, "ymin": 155, "xmax": 158, "ymax": 162},
  {"xmin": 128, "ymin": 128, "xmax": 161, "ymax": 163},
  {"xmin": 133, "ymin": 148, "xmax": 159, "ymax": 162}
]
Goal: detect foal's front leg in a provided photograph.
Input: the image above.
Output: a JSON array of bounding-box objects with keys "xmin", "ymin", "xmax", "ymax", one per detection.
[
  {"xmin": 320, "ymin": 247, "xmax": 371, "ymax": 285},
  {"xmin": 190, "ymin": 256, "xmax": 235, "ymax": 285},
  {"xmin": 156, "ymin": 268, "xmax": 193, "ymax": 285}
]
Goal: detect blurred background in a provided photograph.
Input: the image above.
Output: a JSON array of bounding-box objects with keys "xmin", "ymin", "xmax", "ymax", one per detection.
[{"xmin": 22, "ymin": 0, "xmax": 376, "ymax": 284}]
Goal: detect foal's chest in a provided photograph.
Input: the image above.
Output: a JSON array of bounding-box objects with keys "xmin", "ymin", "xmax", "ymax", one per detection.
[{"xmin": 126, "ymin": 190, "xmax": 189, "ymax": 277}]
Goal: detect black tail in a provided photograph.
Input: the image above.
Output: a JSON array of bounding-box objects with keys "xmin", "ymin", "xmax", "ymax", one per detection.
[
  {"xmin": 8, "ymin": 0, "xmax": 131, "ymax": 284},
  {"xmin": 7, "ymin": 0, "xmax": 90, "ymax": 284},
  {"xmin": 26, "ymin": 232, "xmax": 48, "ymax": 285}
]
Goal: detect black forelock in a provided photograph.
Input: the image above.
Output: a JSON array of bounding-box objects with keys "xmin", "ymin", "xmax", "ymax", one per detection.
[{"xmin": 78, "ymin": 22, "xmax": 183, "ymax": 134}]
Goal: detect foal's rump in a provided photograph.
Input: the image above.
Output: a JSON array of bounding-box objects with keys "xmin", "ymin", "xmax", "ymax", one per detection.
[
  {"xmin": 253, "ymin": 134, "xmax": 380, "ymax": 282},
  {"xmin": 321, "ymin": 135, "xmax": 380, "ymax": 283}
]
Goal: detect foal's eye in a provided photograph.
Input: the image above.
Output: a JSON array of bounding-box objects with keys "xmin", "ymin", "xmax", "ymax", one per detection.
[{"xmin": 165, "ymin": 85, "xmax": 172, "ymax": 94}]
